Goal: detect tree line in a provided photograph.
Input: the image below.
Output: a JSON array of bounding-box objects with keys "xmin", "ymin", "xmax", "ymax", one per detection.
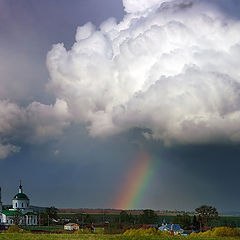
[{"xmin": 40, "ymin": 205, "xmax": 238, "ymax": 232}]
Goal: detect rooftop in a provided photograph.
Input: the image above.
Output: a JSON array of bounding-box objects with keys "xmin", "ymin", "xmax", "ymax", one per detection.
[
  {"xmin": 2, "ymin": 210, "xmax": 23, "ymax": 216},
  {"xmin": 13, "ymin": 192, "xmax": 29, "ymax": 200}
]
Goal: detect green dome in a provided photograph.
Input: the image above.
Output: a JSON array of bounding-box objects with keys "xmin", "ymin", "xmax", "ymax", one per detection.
[{"xmin": 13, "ymin": 193, "xmax": 29, "ymax": 200}]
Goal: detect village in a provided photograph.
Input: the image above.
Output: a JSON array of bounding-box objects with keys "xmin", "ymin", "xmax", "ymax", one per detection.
[{"xmin": 0, "ymin": 183, "xmax": 240, "ymax": 237}]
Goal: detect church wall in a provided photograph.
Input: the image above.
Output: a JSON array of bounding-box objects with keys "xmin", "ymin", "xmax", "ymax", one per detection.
[
  {"xmin": 12, "ymin": 199, "xmax": 30, "ymax": 209},
  {"xmin": 1, "ymin": 215, "xmax": 14, "ymax": 225},
  {"xmin": 26, "ymin": 215, "xmax": 38, "ymax": 225},
  {"xmin": 1, "ymin": 214, "xmax": 37, "ymax": 226}
]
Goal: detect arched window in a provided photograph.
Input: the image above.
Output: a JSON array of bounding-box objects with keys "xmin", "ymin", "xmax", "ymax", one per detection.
[
  {"xmin": 22, "ymin": 203, "xmax": 24, "ymax": 208},
  {"xmin": 15, "ymin": 203, "xmax": 17, "ymax": 208}
]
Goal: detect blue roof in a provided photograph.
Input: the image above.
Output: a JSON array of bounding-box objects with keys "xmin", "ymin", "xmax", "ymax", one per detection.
[
  {"xmin": 159, "ymin": 226, "xmax": 165, "ymax": 231},
  {"xmin": 159, "ymin": 224, "xmax": 184, "ymax": 232}
]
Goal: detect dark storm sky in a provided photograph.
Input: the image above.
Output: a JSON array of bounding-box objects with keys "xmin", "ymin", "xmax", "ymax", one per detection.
[{"xmin": 0, "ymin": 0, "xmax": 240, "ymax": 212}]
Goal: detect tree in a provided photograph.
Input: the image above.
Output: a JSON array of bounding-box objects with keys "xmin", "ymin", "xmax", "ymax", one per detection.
[
  {"xmin": 173, "ymin": 214, "xmax": 192, "ymax": 229},
  {"xmin": 85, "ymin": 214, "xmax": 95, "ymax": 224},
  {"xmin": 229, "ymin": 221, "xmax": 237, "ymax": 228},
  {"xmin": 40, "ymin": 206, "xmax": 58, "ymax": 225},
  {"xmin": 195, "ymin": 205, "xmax": 218, "ymax": 231},
  {"xmin": 74, "ymin": 213, "xmax": 84, "ymax": 224},
  {"xmin": 12, "ymin": 213, "xmax": 22, "ymax": 226},
  {"xmin": 45, "ymin": 206, "xmax": 58, "ymax": 220},
  {"xmin": 139, "ymin": 209, "xmax": 157, "ymax": 224},
  {"xmin": 119, "ymin": 211, "xmax": 129, "ymax": 224},
  {"xmin": 192, "ymin": 215, "xmax": 200, "ymax": 230}
]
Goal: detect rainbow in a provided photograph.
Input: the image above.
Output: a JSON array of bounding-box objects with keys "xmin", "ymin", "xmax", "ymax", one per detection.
[{"xmin": 113, "ymin": 151, "xmax": 155, "ymax": 210}]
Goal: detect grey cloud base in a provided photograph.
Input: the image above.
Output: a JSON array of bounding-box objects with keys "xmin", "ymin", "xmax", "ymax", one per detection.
[{"xmin": 0, "ymin": 100, "xmax": 70, "ymax": 158}]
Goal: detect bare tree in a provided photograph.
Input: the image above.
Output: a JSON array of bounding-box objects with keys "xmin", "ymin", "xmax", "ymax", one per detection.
[{"xmin": 12, "ymin": 213, "xmax": 22, "ymax": 226}]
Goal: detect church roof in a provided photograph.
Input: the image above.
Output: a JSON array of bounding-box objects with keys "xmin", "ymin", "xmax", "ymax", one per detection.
[
  {"xmin": 25, "ymin": 212, "xmax": 37, "ymax": 216},
  {"xmin": 13, "ymin": 193, "xmax": 29, "ymax": 200},
  {"xmin": 2, "ymin": 210, "xmax": 23, "ymax": 216},
  {"xmin": 2, "ymin": 210, "xmax": 36, "ymax": 216}
]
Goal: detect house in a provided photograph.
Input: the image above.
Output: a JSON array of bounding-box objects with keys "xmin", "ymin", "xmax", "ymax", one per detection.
[
  {"xmin": 141, "ymin": 224, "xmax": 158, "ymax": 229},
  {"xmin": 64, "ymin": 223, "xmax": 80, "ymax": 231},
  {"xmin": 0, "ymin": 182, "xmax": 38, "ymax": 226},
  {"xmin": 0, "ymin": 225, "xmax": 8, "ymax": 231},
  {"xmin": 159, "ymin": 224, "xmax": 184, "ymax": 235}
]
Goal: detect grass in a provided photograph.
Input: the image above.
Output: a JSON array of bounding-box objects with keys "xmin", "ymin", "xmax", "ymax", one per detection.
[
  {"xmin": 23, "ymin": 225, "xmax": 63, "ymax": 232},
  {"xmin": 1, "ymin": 234, "xmax": 240, "ymax": 240}
]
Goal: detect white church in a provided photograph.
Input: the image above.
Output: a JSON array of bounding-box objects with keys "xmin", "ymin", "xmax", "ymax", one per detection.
[{"xmin": 0, "ymin": 182, "xmax": 38, "ymax": 225}]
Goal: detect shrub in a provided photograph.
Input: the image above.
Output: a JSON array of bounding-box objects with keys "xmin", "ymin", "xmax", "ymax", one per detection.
[
  {"xmin": 198, "ymin": 230, "xmax": 212, "ymax": 237},
  {"xmin": 75, "ymin": 228, "xmax": 92, "ymax": 234},
  {"xmin": 123, "ymin": 228, "xmax": 169, "ymax": 236},
  {"xmin": 94, "ymin": 227, "xmax": 105, "ymax": 234},
  {"xmin": 5, "ymin": 225, "xmax": 28, "ymax": 233},
  {"xmin": 212, "ymin": 226, "xmax": 240, "ymax": 237},
  {"xmin": 189, "ymin": 232, "xmax": 198, "ymax": 237},
  {"xmin": 190, "ymin": 227, "xmax": 240, "ymax": 238}
]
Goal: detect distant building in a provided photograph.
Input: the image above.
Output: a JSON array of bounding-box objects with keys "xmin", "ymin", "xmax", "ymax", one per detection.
[
  {"xmin": 159, "ymin": 224, "xmax": 184, "ymax": 235},
  {"xmin": 158, "ymin": 219, "xmax": 184, "ymax": 235},
  {"xmin": 64, "ymin": 223, "xmax": 79, "ymax": 231},
  {"xmin": 141, "ymin": 224, "xmax": 158, "ymax": 229},
  {"xmin": 0, "ymin": 182, "xmax": 38, "ymax": 226}
]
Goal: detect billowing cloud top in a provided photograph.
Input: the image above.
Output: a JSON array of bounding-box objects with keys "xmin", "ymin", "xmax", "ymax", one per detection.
[
  {"xmin": 122, "ymin": 0, "xmax": 166, "ymax": 13},
  {"xmin": 1, "ymin": 0, "xmax": 240, "ymax": 158},
  {"xmin": 47, "ymin": 0, "xmax": 240, "ymax": 145}
]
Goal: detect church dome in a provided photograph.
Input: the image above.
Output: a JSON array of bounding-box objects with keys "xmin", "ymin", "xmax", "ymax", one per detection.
[{"xmin": 13, "ymin": 193, "xmax": 29, "ymax": 200}]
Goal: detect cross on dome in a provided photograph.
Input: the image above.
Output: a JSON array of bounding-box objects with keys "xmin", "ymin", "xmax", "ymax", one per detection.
[{"xmin": 19, "ymin": 180, "xmax": 23, "ymax": 193}]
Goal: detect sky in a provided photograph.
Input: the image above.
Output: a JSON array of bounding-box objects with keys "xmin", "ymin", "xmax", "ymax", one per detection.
[{"xmin": 0, "ymin": 0, "xmax": 240, "ymax": 212}]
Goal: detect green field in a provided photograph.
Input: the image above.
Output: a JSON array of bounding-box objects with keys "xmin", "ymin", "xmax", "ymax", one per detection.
[
  {"xmin": 23, "ymin": 225, "xmax": 63, "ymax": 232},
  {"xmin": 0, "ymin": 234, "xmax": 240, "ymax": 240}
]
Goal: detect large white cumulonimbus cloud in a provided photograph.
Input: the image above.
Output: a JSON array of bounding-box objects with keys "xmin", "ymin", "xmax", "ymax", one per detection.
[
  {"xmin": 122, "ymin": 0, "xmax": 166, "ymax": 13},
  {"xmin": 1, "ymin": 0, "xmax": 240, "ymax": 159},
  {"xmin": 46, "ymin": 0, "xmax": 240, "ymax": 145}
]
